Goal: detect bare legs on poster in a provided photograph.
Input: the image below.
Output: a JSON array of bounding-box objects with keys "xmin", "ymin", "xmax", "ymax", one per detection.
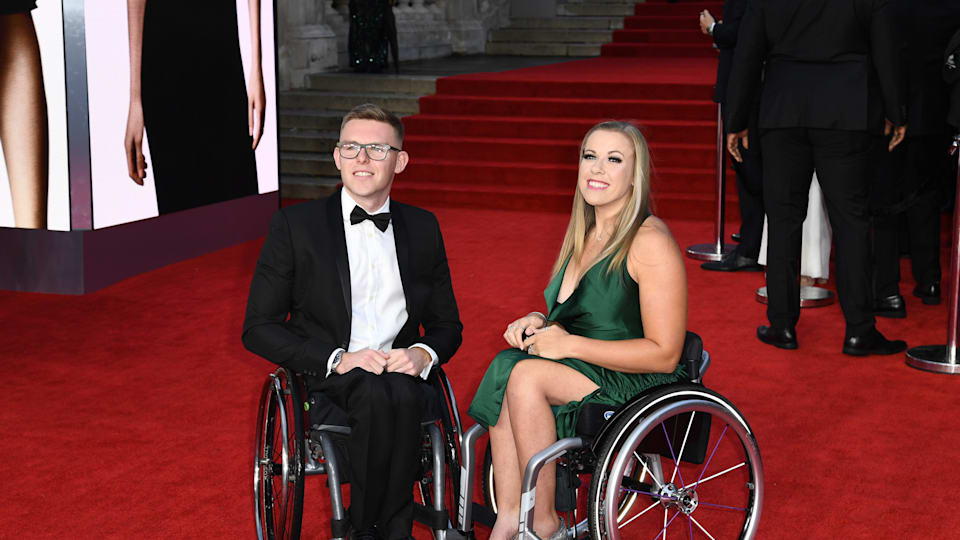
[{"xmin": 0, "ymin": 12, "xmax": 48, "ymax": 229}]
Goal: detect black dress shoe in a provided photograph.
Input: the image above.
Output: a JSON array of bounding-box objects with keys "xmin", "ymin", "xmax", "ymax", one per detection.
[
  {"xmin": 913, "ymin": 282, "xmax": 941, "ymax": 305},
  {"xmin": 757, "ymin": 325, "xmax": 798, "ymax": 349},
  {"xmin": 701, "ymin": 254, "xmax": 763, "ymax": 272},
  {"xmin": 731, "ymin": 232, "xmax": 741, "ymax": 242},
  {"xmin": 873, "ymin": 294, "xmax": 906, "ymax": 318},
  {"xmin": 842, "ymin": 328, "xmax": 907, "ymax": 356}
]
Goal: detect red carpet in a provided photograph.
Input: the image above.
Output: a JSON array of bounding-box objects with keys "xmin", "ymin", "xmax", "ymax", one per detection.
[
  {"xmin": 1, "ymin": 207, "xmax": 958, "ymax": 539},
  {"xmin": 397, "ymin": 0, "xmax": 734, "ymax": 219}
]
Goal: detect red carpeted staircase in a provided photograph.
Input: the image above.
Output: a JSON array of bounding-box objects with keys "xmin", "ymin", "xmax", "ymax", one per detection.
[{"xmin": 396, "ymin": 0, "xmax": 734, "ymax": 220}]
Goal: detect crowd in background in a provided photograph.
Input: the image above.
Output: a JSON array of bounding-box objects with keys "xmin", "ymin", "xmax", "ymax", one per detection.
[{"xmin": 698, "ymin": 0, "xmax": 960, "ymax": 356}]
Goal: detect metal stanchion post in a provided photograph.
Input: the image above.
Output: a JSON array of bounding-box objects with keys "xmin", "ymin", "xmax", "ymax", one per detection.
[
  {"xmin": 687, "ymin": 104, "xmax": 736, "ymax": 261},
  {"xmin": 905, "ymin": 137, "xmax": 960, "ymax": 374}
]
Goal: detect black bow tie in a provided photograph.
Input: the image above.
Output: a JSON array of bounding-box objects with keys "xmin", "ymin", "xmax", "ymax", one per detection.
[{"xmin": 350, "ymin": 205, "xmax": 392, "ymax": 232}]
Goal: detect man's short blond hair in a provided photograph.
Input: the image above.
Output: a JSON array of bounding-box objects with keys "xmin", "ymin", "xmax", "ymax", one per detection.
[{"xmin": 340, "ymin": 103, "xmax": 404, "ymax": 143}]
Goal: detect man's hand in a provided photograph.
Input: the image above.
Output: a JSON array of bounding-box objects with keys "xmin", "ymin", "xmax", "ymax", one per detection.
[
  {"xmin": 727, "ymin": 129, "xmax": 749, "ymax": 163},
  {"xmin": 503, "ymin": 313, "xmax": 548, "ymax": 349},
  {"xmin": 884, "ymin": 119, "xmax": 907, "ymax": 152},
  {"xmin": 699, "ymin": 10, "xmax": 716, "ymax": 35},
  {"xmin": 338, "ymin": 349, "xmax": 389, "ymax": 375},
  {"xmin": 385, "ymin": 347, "xmax": 431, "ymax": 376},
  {"xmin": 521, "ymin": 325, "xmax": 572, "ymax": 360}
]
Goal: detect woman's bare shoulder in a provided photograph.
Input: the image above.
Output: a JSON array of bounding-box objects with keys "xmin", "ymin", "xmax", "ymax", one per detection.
[{"xmin": 630, "ymin": 217, "xmax": 678, "ymax": 255}]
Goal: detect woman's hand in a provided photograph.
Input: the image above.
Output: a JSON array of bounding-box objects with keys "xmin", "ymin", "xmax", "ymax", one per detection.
[
  {"xmin": 522, "ymin": 325, "xmax": 571, "ymax": 360},
  {"xmin": 248, "ymin": 69, "xmax": 266, "ymax": 150},
  {"xmin": 503, "ymin": 313, "xmax": 547, "ymax": 349},
  {"xmin": 124, "ymin": 100, "xmax": 147, "ymax": 185}
]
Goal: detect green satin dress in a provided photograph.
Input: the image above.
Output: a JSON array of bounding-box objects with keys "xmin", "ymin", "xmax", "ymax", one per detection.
[{"xmin": 468, "ymin": 253, "xmax": 686, "ymax": 439}]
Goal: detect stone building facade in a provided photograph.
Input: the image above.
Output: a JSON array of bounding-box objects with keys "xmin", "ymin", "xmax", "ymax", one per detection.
[{"xmin": 275, "ymin": 0, "xmax": 513, "ymax": 89}]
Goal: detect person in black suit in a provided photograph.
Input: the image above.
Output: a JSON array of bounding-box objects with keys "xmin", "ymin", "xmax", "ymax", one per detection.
[
  {"xmin": 242, "ymin": 104, "xmax": 463, "ymax": 540},
  {"xmin": 699, "ymin": 0, "xmax": 765, "ymax": 272},
  {"xmin": 871, "ymin": 0, "xmax": 960, "ymax": 315},
  {"xmin": 725, "ymin": 0, "xmax": 908, "ymax": 355}
]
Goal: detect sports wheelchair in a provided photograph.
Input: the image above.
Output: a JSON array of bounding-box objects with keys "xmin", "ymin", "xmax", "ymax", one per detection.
[
  {"xmin": 253, "ymin": 366, "xmax": 465, "ymax": 540},
  {"xmin": 457, "ymin": 331, "xmax": 764, "ymax": 540}
]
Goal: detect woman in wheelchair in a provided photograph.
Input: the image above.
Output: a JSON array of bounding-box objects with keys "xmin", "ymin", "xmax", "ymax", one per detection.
[{"xmin": 468, "ymin": 121, "xmax": 689, "ymax": 540}]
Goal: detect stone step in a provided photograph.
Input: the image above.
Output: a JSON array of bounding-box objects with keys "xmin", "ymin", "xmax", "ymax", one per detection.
[
  {"xmin": 507, "ymin": 16, "xmax": 623, "ymax": 30},
  {"xmin": 601, "ymin": 42, "xmax": 715, "ymax": 57},
  {"xmin": 279, "ymin": 109, "xmax": 343, "ymax": 131},
  {"xmin": 485, "ymin": 42, "xmax": 601, "ymax": 56},
  {"xmin": 624, "ymin": 15, "xmax": 696, "ymax": 29},
  {"xmin": 279, "ymin": 91, "xmax": 421, "ymax": 115},
  {"xmin": 612, "ymin": 29, "xmax": 704, "ymax": 43},
  {"xmin": 305, "ymin": 73, "xmax": 437, "ymax": 95},
  {"xmin": 279, "ymin": 129, "xmax": 339, "ymax": 153},
  {"xmin": 560, "ymin": 0, "xmax": 639, "ymax": 3},
  {"xmin": 634, "ymin": 1, "xmax": 723, "ymax": 16},
  {"xmin": 280, "ymin": 152, "xmax": 340, "ymax": 177},
  {"xmin": 489, "ymin": 28, "xmax": 612, "ymax": 44},
  {"xmin": 280, "ymin": 175, "xmax": 339, "ymax": 200},
  {"xmin": 558, "ymin": 2, "xmax": 636, "ymax": 17}
]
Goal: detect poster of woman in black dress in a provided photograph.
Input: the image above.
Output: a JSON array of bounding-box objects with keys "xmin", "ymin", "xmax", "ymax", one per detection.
[{"xmin": 124, "ymin": 0, "xmax": 264, "ymax": 215}]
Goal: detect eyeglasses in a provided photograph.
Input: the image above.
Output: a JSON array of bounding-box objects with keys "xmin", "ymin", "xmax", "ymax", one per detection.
[{"xmin": 336, "ymin": 142, "xmax": 401, "ymax": 161}]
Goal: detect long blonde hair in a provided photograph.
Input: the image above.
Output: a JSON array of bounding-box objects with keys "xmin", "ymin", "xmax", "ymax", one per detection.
[{"xmin": 551, "ymin": 121, "xmax": 653, "ymax": 277}]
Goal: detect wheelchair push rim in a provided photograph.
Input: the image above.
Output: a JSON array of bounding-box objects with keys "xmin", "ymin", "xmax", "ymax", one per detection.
[
  {"xmin": 589, "ymin": 389, "xmax": 763, "ymax": 540},
  {"xmin": 253, "ymin": 369, "xmax": 305, "ymax": 540}
]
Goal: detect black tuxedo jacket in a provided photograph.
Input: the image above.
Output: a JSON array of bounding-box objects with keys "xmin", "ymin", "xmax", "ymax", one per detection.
[
  {"xmin": 726, "ymin": 0, "xmax": 906, "ymax": 134},
  {"xmin": 242, "ymin": 190, "xmax": 463, "ymax": 388},
  {"xmin": 713, "ymin": 0, "xmax": 748, "ymax": 104},
  {"xmin": 892, "ymin": 0, "xmax": 960, "ymax": 136}
]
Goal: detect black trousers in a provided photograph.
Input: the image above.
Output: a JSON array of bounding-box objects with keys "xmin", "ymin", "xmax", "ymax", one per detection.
[
  {"xmin": 723, "ymin": 103, "xmax": 764, "ymax": 260},
  {"xmin": 316, "ymin": 369, "xmax": 426, "ymax": 539},
  {"xmin": 761, "ymin": 128, "xmax": 875, "ymax": 338},
  {"xmin": 870, "ymin": 134, "xmax": 948, "ymax": 296}
]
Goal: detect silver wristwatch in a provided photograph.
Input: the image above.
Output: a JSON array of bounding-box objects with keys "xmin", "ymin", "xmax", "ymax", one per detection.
[{"xmin": 331, "ymin": 350, "xmax": 344, "ymax": 374}]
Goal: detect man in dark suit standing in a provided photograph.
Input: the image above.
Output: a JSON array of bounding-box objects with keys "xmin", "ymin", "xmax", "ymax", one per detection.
[
  {"xmin": 725, "ymin": 0, "xmax": 908, "ymax": 355},
  {"xmin": 871, "ymin": 0, "xmax": 960, "ymax": 315},
  {"xmin": 242, "ymin": 103, "xmax": 463, "ymax": 539},
  {"xmin": 699, "ymin": 0, "xmax": 765, "ymax": 272}
]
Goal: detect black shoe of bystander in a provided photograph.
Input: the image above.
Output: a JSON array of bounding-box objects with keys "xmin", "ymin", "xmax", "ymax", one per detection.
[
  {"xmin": 873, "ymin": 294, "xmax": 906, "ymax": 318},
  {"xmin": 756, "ymin": 325, "xmax": 798, "ymax": 349},
  {"xmin": 701, "ymin": 254, "xmax": 763, "ymax": 272},
  {"xmin": 842, "ymin": 328, "xmax": 907, "ymax": 356},
  {"xmin": 912, "ymin": 282, "xmax": 941, "ymax": 305}
]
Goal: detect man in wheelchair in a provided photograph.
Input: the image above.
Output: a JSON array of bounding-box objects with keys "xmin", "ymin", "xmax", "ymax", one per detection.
[{"xmin": 243, "ymin": 103, "xmax": 463, "ymax": 540}]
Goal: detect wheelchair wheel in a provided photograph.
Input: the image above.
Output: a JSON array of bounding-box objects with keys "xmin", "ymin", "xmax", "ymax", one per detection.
[
  {"xmin": 417, "ymin": 368, "xmax": 465, "ymax": 532},
  {"xmin": 254, "ymin": 368, "xmax": 306, "ymax": 540},
  {"xmin": 481, "ymin": 441, "xmax": 641, "ymax": 539},
  {"xmin": 588, "ymin": 385, "xmax": 762, "ymax": 540}
]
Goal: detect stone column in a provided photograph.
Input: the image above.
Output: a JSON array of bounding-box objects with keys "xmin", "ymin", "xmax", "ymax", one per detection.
[{"xmin": 276, "ymin": 0, "xmax": 339, "ymax": 89}]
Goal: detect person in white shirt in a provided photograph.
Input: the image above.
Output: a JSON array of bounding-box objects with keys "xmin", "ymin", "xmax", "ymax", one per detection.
[{"xmin": 243, "ymin": 103, "xmax": 463, "ymax": 540}]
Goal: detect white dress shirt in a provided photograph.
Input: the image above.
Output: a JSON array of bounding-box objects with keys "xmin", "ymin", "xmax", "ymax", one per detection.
[{"xmin": 326, "ymin": 189, "xmax": 438, "ymax": 378}]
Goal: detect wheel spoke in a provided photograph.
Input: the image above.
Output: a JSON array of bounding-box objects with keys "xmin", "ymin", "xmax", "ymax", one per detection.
[
  {"xmin": 618, "ymin": 499, "xmax": 661, "ymax": 529},
  {"xmin": 687, "ymin": 513, "xmax": 694, "ymax": 540},
  {"xmin": 696, "ymin": 501, "xmax": 747, "ymax": 512},
  {"xmin": 686, "ymin": 462, "xmax": 746, "ymax": 490},
  {"xmin": 688, "ymin": 515, "xmax": 716, "ymax": 540},
  {"xmin": 660, "ymin": 422, "xmax": 686, "ymax": 489},
  {"xmin": 670, "ymin": 412, "xmax": 696, "ymax": 485},
  {"xmin": 634, "ymin": 451, "xmax": 663, "ymax": 489},
  {"xmin": 694, "ymin": 424, "xmax": 729, "ymax": 487},
  {"xmin": 653, "ymin": 509, "xmax": 681, "ymax": 540}
]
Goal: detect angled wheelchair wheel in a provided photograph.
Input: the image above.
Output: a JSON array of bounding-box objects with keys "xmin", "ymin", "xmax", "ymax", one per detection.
[
  {"xmin": 588, "ymin": 385, "xmax": 763, "ymax": 540},
  {"xmin": 254, "ymin": 368, "xmax": 306, "ymax": 540}
]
